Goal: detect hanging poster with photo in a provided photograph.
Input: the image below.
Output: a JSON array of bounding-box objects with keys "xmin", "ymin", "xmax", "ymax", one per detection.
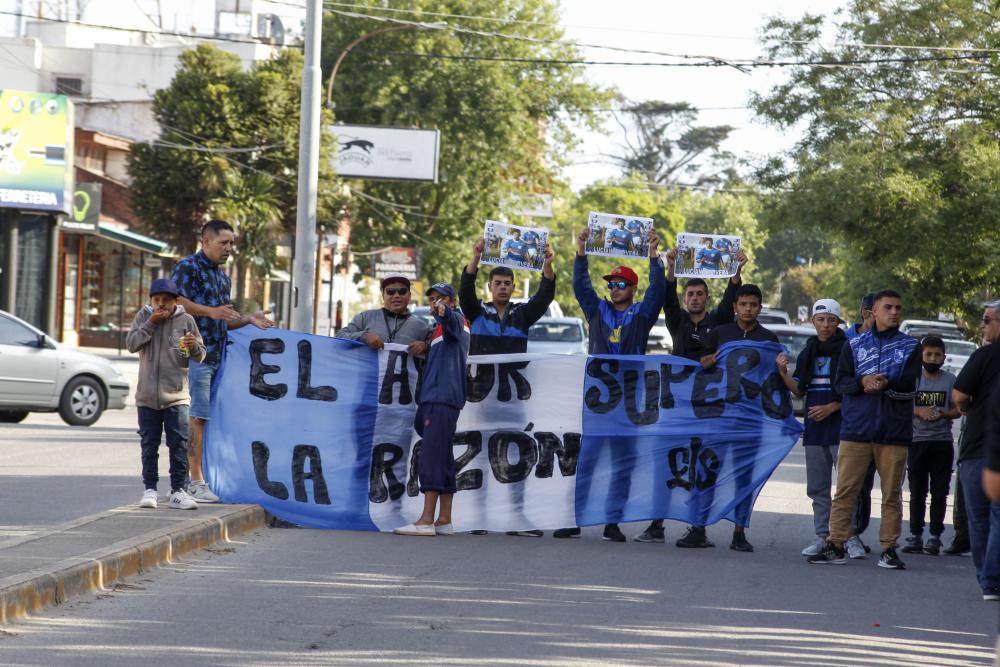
[
  {"xmin": 480, "ymin": 220, "xmax": 549, "ymax": 272},
  {"xmin": 586, "ymin": 212, "xmax": 652, "ymax": 259},
  {"xmin": 674, "ymin": 232, "xmax": 742, "ymax": 279}
]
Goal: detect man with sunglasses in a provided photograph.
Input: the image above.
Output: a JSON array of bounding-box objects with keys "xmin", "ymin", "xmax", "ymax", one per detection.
[
  {"xmin": 952, "ymin": 301, "xmax": 1000, "ymax": 600},
  {"xmin": 336, "ymin": 276, "xmax": 430, "ymax": 357},
  {"xmin": 552, "ymin": 226, "xmax": 664, "ymax": 542}
]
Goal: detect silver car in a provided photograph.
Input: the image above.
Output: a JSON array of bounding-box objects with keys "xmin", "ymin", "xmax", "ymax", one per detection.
[
  {"xmin": 0, "ymin": 309, "xmax": 129, "ymax": 425},
  {"xmin": 527, "ymin": 317, "xmax": 588, "ymax": 355}
]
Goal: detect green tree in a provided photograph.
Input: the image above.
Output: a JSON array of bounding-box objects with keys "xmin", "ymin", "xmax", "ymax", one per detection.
[
  {"xmin": 322, "ymin": 0, "xmax": 610, "ymax": 286},
  {"xmin": 751, "ymin": 0, "xmax": 1000, "ymax": 321}
]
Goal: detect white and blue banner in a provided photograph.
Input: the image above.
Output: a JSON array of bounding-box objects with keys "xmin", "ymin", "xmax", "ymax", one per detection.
[{"xmin": 205, "ymin": 328, "xmax": 803, "ymax": 532}]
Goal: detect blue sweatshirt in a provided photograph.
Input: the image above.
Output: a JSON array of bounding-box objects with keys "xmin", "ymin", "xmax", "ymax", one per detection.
[
  {"xmin": 420, "ymin": 306, "xmax": 471, "ymax": 409},
  {"xmin": 835, "ymin": 326, "xmax": 922, "ymax": 445},
  {"xmin": 573, "ymin": 255, "xmax": 665, "ymax": 355}
]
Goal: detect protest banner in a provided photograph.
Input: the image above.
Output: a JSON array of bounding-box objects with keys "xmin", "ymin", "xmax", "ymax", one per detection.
[
  {"xmin": 586, "ymin": 212, "xmax": 653, "ymax": 259},
  {"xmin": 674, "ymin": 232, "xmax": 742, "ymax": 279},
  {"xmin": 479, "ymin": 220, "xmax": 549, "ymax": 272},
  {"xmin": 205, "ymin": 329, "xmax": 803, "ymax": 532}
]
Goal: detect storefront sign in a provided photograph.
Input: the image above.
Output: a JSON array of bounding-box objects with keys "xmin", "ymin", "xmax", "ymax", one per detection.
[
  {"xmin": 61, "ymin": 183, "xmax": 101, "ymax": 232},
  {"xmin": 373, "ymin": 246, "xmax": 420, "ymax": 281},
  {"xmin": 0, "ymin": 90, "xmax": 74, "ymax": 213},
  {"xmin": 330, "ymin": 124, "xmax": 440, "ymax": 182}
]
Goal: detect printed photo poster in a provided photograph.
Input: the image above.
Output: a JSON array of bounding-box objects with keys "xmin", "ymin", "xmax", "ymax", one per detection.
[
  {"xmin": 586, "ymin": 211, "xmax": 653, "ymax": 259},
  {"xmin": 480, "ymin": 220, "xmax": 549, "ymax": 272},
  {"xmin": 674, "ymin": 232, "xmax": 742, "ymax": 279}
]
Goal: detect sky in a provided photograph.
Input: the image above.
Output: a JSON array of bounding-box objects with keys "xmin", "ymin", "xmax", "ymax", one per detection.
[{"xmin": 0, "ymin": 0, "xmax": 845, "ymax": 190}]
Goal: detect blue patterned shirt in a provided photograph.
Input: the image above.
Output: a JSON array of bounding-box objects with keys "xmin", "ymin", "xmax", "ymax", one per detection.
[{"xmin": 171, "ymin": 250, "xmax": 232, "ymax": 363}]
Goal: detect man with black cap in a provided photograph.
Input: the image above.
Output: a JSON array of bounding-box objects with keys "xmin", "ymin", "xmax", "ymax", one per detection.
[
  {"xmin": 336, "ymin": 275, "xmax": 430, "ymax": 356},
  {"xmin": 552, "ymin": 226, "xmax": 664, "ymax": 542}
]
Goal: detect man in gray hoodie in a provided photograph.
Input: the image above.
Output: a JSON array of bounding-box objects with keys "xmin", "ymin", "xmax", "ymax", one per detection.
[
  {"xmin": 336, "ymin": 275, "xmax": 430, "ymax": 355},
  {"xmin": 126, "ymin": 278, "xmax": 206, "ymax": 511}
]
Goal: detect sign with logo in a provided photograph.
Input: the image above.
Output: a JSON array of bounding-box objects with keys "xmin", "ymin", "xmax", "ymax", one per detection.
[
  {"xmin": 61, "ymin": 182, "xmax": 101, "ymax": 232},
  {"xmin": 506, "ymin": 193, "xmax": 554, "ymax": 218},
  {"xmin": 330, "ymin": 124, "xmax": 440, "ymax": 182},
  {"xmin": 0, "ymin": 89, "xmax": 74, "ymax": 213},
  {"xmin": 373, "ymin": 246, "xmax": 420, "ymax": 281}
]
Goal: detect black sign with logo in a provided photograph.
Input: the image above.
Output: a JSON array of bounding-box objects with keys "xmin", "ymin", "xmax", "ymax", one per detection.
[{"xmin": 61, "ymin": 182, "xmax": 101, "ymax": 233}]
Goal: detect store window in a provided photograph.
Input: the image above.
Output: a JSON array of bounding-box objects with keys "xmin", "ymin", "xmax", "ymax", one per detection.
[
  {"xmin": 78, "ymin": 237, "xmax": 146, "ymax": 346},
  {"xmin": 14, "ymin": 213, "xmax": 51, "ymax": 329}
]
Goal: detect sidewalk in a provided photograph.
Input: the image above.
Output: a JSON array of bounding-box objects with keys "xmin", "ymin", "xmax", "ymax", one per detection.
[{"xmin": 0, "ymin": 502, "xmax": 265, "ymax": 624}]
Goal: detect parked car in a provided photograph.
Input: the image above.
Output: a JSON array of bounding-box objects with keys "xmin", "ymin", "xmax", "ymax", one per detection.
[
  {"xmin": 900, "ymin": 319, "xmax": 964, "ymax": 340},
  {"xmin": 647, "ymin": 315, "xmax": 673, "ymax": 354},
  {"xmin": 0, "ymin": 309, "xmax": 129, "ymax": 425},
  {"xmin": 411, "ymin": 300, "xmax": 564, "ymax": 328},
  {"xmin": 769, "ymin": 324, "xmax": 816, "ymax": 415},
  {"xmin": 940, "ymin": 338, "xmax": 978, "ymax": 376},
  {"xmin": 527, "ymin": 317, "xmax": 588, "ymax": 355},
  {"xmin": 759, "ymin": 307, "xmax": 792, "ymax": 325}
]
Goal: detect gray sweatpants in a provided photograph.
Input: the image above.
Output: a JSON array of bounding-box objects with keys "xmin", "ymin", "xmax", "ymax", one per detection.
[{"xmin": 805, "ymin": 445, "xmax": 839, "ymax": 538}]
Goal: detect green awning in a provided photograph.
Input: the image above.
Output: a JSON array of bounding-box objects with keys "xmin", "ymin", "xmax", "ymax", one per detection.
[{"xmin": 97, "ymin": 223, "xmax": 168, "ymax": 255}]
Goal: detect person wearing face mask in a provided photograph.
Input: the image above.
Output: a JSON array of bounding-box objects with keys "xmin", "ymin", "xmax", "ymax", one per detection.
[
  {"xmin": 901, "ymin": 336, "xmax": 960, "ymax": 556},
  {"xmin": 335, "ymin": 276, "xmax": 431, "ymax": 357}
]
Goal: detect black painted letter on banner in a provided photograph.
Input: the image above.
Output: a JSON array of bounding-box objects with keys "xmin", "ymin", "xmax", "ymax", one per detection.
[
  {"xmin": 585, "ymin": 359, "xmax": 621, "ymax": 413},
  {"xmin": 725, "ymin": 347, "xmax": 762, "ymax": 403},
  {"xmin": 249, "ymin": 339, "xmax": 287, "ymax": 400},
  {"xmin": 407, "ymin": 441, "xmax": 422, "ymax": 497},
  {"xmin": 369, "ymin": 443, "xmax": 405, "ymax": 503},
  {"xmin": 291, "ymin": 444, "xmax": 331, "ymax": 504},
  {"xmin": 659, "ymin": 364, "xmax": 695, "ymax": 410},
  {"xmin": 535, "ymin": 432, "xmax": 581, "ymax": 478},
  {"xmin": 624, "ymin": 368, "xmax": 660, "ymax": 425},
  {"xmin": 379, "ymin": 351, "xmax": 413, "ymax": 405},
  {"xmin": 692, "ymin": 366, "xmax": 725, "ymax": 419},
  {"xmin": 497, "ymin": 362, "xmax": 532, "ymax": 402},
  {"xmin": 466, "ymin": 364, "xmax": 495, "ymax": 403},
  {"xmin": 453, "ymin": 431, "xmax": 483, "ymax": 491},
  {"xmin": 296, "ymin": 341, "xmax": 337, "ymax": 402},
  {"xmin": 488, "ymin": 431, "xmax": 538, "ymax": 483},
  {"xmin": 761, "ymin": 372, "xmax": 793, "ymax": 419},
  {"xmin": 251, "ymin": 441, "xmax": 289, "ymax": 499}
]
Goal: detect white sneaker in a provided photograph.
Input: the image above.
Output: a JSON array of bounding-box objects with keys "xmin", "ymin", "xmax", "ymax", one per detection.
[
  {"xmin": 187, "ymin": 480, "xmax": 220, "ymax": 503},
  {"xmin": 846, "ymin": 536, "xmax": 867, "ymax": 559},
  {"xmin": 393, "ymin": 523, "xmax": 435, "ymax": 536},
  {"xmin": 169, "ymin": 489, "xmax": 198, "ymax": 510},
  {"xmin": 435, "ymin": 523, "xmax": 454, "ymax": 536},
  {"xmin": 139, "ymin": 489, "xmax": 158, "ymax": 509},
  {"xmin": 801, "ymin": 537, "xmax": 826, "ymax": 556}
]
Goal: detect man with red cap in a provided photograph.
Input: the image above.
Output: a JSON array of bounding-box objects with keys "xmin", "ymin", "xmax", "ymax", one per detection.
[
  {"xmin": 336, "ymin": 275, "xmax": 430, "ymax": 355},
  {"xmin": 552, "ymin": 226, "xmax": 665, "ymax": 541}
]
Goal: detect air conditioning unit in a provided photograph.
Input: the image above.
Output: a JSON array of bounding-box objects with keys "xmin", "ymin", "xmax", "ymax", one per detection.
[{"xmin": 257, "ymin": 13, "xmax": 285, "ymax": 45}]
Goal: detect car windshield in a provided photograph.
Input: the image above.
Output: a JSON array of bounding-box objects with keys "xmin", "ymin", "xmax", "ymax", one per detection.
[
  {"xmin": 759, "ymin": 313, "xmax": 790, "ymax": 324},
  {"xmin": 529, "ymin": 322, "xmax": 583, "ymax": 342},
  {"xmin": 774, "ymin": 331, "xmax": 812, "ymax": 359},
  {"xmin": 945, "ymin": 340, "xmax": 978, "ymax": 357}
]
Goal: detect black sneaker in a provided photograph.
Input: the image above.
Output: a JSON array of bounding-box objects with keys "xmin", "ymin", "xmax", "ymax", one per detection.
[
  {"xmin": 923, "ymin": 536, "xmax": 942, "ymax": 556},
  {"xmin": 730, "ymin": 530, "xmax": 754, "ymax": 552},
  {"xmin": 553, "ymin": 527, "xmax": 581, "ymax": 539},
  {"xmin": 603, "ymin": 524, "xmax": 626, "ymax": 542},
  {"xmin": 807, "ymin": 542, "xmax": 846, "ymax": 564},
  {"xmin": 507, "ymin": 530, "xmax": 544, "ymax": 537},
  {"xmin": 878, "ymin": 548, "xmax": 906, "ymax": 570},
  {"xmin": 900, "ymin": 534, "xmax": 923, "ymax": 554},
  {"xmin": 943, "ymin": 539, "xmax": 971, "ymax": 556},
  {"xmin": 676, "ymin": 526, "xmax": 715, "ymax": 548},
  {"xmin": 634, "ymin": 523, "xmax": 666, "ymax": 543}
]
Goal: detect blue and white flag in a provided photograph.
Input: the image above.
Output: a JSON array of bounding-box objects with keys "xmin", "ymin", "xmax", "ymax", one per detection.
[{"xmin": 205, "ymin": 329, "xmax": 803, "ymax": 532}]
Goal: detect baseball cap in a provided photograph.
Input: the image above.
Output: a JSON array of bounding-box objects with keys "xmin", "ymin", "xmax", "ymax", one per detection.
[
  {"xmin": 149, "ymin": 278, "xmax": 180, "ymax": 297},
  {"xmin": 425, "ymin": 282, "xmax": 456, "ymax": 299},
  {"xmin": 602, "ymin": 266, "xmax": 639, "ymax": 285},
  {"xmin": 812, "ymin": 298, "xmax": 843, "ymax": 320},
  {"xmin": 379, "ymin": 275, "xmax": 411, "ymax": 290}
]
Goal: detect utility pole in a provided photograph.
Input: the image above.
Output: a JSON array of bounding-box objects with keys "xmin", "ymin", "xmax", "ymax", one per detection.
[{"xmin": 291, "ymin": 0, "xmax": 322, "ymax": 332}]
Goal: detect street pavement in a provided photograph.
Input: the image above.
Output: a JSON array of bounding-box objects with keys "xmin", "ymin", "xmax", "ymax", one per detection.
[{"xmin": 1, "ymin": 392, "xmax": 997, "ymax": 666}]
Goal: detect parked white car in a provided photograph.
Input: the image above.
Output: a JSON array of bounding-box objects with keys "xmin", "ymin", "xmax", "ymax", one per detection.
[
  {"xmin": 900, "ymin": 319, "xmax": 964, "ymax": 340},
  {"xmin": 770, "ymin": 324, "xmax": 817, "ymax": 416},
  {"xmin": 647, "ymin": 315, "xmax": 673, "ymax": 354},
  {"xmin": 941, "ymin": 338, "xmax": 978, "ymax": 376},
  {"xmin": 527, "ymin": 317, "xmax": 588, "ymax": 355},
  {"xmin": 0, "ymin": 309, "xmax": 129, "ymax": 425}
]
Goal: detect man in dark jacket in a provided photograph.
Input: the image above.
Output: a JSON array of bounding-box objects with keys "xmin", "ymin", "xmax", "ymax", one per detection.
[
  {"xmin": 393, "ymin": 283, "xmax": 470, "ymax": 537},
  {"xmin": 809, "ymin": 289, "xmax": 921, "ymax": 569},
  {"xmin": 552, "ymin": 226, "xmax": 664, "ymax": 542}
]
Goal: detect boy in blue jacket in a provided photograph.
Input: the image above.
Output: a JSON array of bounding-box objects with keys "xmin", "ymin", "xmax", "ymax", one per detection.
[{"xmin": 394, "ymin": 283, "xmax": 470, "ymax": 537}]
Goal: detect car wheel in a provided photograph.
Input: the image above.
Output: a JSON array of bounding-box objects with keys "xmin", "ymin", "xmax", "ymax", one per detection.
[
  {"xmin": 0, "ymin": 410, "xmax": 29, "ymax": 423},
  {"xmin": 58, "ymin": 377, "xmax": 105, "ymax": 426}
]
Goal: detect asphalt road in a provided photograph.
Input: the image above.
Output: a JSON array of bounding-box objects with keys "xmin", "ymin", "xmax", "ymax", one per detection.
[{"xmin": 1, "ymin": 415, "xmax": 996, "ymax": 666}]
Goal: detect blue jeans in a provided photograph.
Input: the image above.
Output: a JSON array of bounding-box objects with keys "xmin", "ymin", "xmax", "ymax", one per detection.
[
  {"xmin": 959, "ymin": 458, "xmax": 1000, "ymax": 592},
  {"xmin": 138, "ymin": 405, "xmax": 190, "ymax": 492},
  {"xmin": 188, "ymin": 359, "xmax": 219, "ymax": 420}
]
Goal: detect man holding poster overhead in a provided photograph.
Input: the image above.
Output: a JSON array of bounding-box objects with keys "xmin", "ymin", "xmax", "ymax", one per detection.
[{"xmin": 553, "ymin": 226, "xmax": 664, "ymax": 542}]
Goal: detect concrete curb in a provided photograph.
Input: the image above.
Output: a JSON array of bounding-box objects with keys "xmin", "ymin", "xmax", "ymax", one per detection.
[{"xmin": 0, "ymin": 504, "xmax": 266, "ymax": 624}]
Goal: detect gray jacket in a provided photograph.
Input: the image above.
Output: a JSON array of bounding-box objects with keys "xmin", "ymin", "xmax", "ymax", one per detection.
[
  {"xmin": 126, "ymin": 305, "xmax": 206, "ymax": 410},
  {"xmin": 335, "ymin": 308, "xmax": 430, "ymax": 346}
]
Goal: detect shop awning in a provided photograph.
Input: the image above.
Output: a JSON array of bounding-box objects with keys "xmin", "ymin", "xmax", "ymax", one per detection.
[
  {"xmin": 97, "ymin": 223, "xmax": 168, "ymax": 255},
  {"xmin": 269, "ymin": 268, "xmax": 291, "ymax": 282}
]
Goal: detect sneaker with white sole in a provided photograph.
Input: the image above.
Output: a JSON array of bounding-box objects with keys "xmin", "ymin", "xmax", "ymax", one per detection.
[
  {"xmin": 393, "ymin": 523, "xmax": 435, "ymax": 536},
  {"xmin": 801, "ymin": 537, "xmax": 826, "ymax": 556},
  {"xmin": 845, "ymin": 535, "xmax": 868, "ymax": 559},
  {"xmin": 187, "ymin": 480, "xmax": 220, "ymax": 503},
  {"xmin": 877, "ymin": 548, "xmax": 906, "ymax": 570},
  {"xmin": 435, "ymin": 524, "xmax": 454, "ymax": 536},
  {"xmin": 168, "ymin": 489, "xmax": 198, "ymax": 510},
  {"xmin": 139, "ymin": 489, "xmax": 158, "ymax": 509}
]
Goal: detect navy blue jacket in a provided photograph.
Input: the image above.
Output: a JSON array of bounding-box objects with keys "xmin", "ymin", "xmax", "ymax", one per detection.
[
  {"xmin": 458, "ymin": 269, "xmax": 555, "ymax": 355},
  {"xmin": 835, "ymin": 326, "xmax": 922, "ymax": 445},
  {"xmin": 573, "ymin": 255, "xmax": 665, "ymax": 355},
  {"xmin": 420, "ymin": 306, "xmax": 471, "ymax": 410}
]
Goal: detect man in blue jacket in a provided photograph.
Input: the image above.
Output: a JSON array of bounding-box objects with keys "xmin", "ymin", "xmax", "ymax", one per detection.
[
  {"xmin": 393, "ymin": 283, "xmax": 470, "ymax": 537},
  {"xmin": 552, "ymin": 226, "xmax": 664, "ymax": 542},
  {"xmin": 809, "ymin": 289, "xmax": 922, "ymax": 569}
]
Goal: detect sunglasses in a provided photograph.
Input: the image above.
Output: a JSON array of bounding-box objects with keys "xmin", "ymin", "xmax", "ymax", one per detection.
[
  {"xmin": 384, "ymin": 287, "xmax": 409, "ymax": 296},
  {"xmin": 606, "ymin": 280, "xmax": 631, "ymax": 290}
]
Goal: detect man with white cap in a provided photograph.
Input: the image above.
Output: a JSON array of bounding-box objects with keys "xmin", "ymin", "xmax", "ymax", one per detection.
[{"xmin": 777, "ymin": 298, "xmax": 849, "ymax": 557}]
